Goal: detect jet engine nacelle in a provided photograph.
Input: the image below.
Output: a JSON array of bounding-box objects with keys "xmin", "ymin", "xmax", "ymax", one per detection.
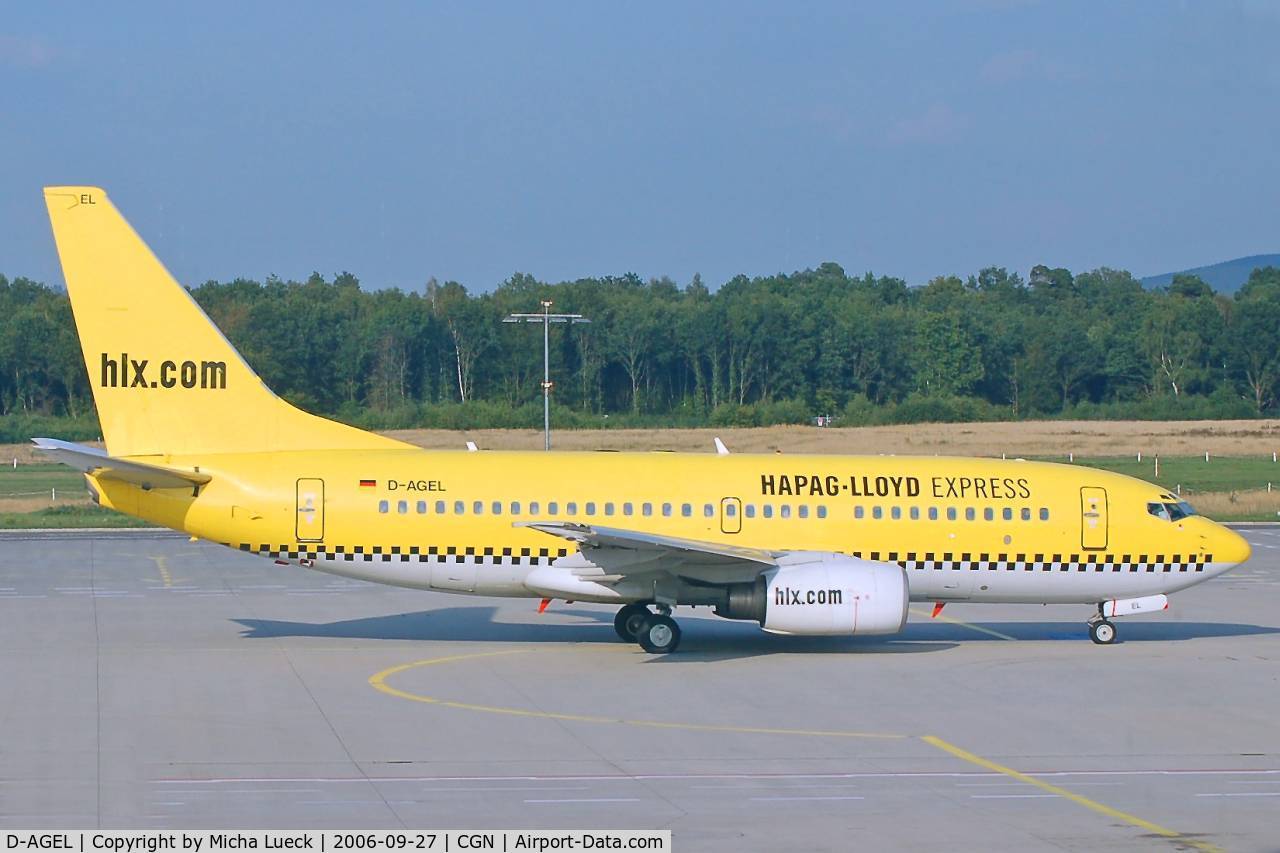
[{"xmin": 716, "ymin": 553, "xmax": 909, "ymax": 636}]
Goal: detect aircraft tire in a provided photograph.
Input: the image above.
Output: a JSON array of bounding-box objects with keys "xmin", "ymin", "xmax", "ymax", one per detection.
[
  {"xmin": 614, "ymin": 603, "xmax": 652, "ymax": 642},
  {"xmin": 1089, "ymin": 620, "xmax": 1117, "ymax": 645},
  {"xmin": 637, "ymin": 614, "xmax": 681, "ymax": 654}
]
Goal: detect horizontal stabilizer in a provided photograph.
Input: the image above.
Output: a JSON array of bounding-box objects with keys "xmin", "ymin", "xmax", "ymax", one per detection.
[{"xmin": 32, "ymin": 438, "xmax": 211, "ymax": 490}]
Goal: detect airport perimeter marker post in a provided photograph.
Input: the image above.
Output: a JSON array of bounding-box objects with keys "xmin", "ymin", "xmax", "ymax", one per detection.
[{"xmin": 504, "ymin": 300, "xmax": 590, "ymax": 451}]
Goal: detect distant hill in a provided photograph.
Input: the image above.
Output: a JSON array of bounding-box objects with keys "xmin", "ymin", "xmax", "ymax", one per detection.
[{"xmin": 1141, "ymin": 254, "xmax": 1280, "ymax": 294}]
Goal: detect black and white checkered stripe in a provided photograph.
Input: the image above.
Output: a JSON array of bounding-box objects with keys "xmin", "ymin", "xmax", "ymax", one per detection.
[
  {"xmin": 229, "ymin": 543, "xmax": 1211, "ymax": 574},
  {"xmin": 233, "ymin": 542, "xmax": 572, "ymax": 565},
  {"xmin": 855, "ymin": 551, "xmax": 1211, "ymax": 574}
]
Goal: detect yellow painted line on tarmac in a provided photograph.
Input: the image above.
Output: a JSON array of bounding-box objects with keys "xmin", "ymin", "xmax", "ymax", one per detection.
[
  {"xmin": 909, "ymin": 607, "xmax": 1017, "ymax": 641},
  {"xmin": 369, "ymin": 649, "xmax": 904, "ymax": 740},
  {"xmin": 921, "ymin": 735, "xmax": 1222, "ymax": 853},
  {"xmin": 150, "ymin": 555, "xmax": 173, "ymax": 588}
]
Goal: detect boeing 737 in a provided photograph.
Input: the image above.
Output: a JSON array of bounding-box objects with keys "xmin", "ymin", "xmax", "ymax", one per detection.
[{"xmin": 35, "ymin": 186, "xmax": 1251, "ymax": 653}]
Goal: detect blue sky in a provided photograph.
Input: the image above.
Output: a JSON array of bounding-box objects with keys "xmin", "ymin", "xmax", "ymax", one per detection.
[{"xmin": 2, "ymin": 1, "xmax": 1277, "ymax": 292}]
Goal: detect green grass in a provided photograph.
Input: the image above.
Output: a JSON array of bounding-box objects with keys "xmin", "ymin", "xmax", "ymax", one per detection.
[
  {"xmin": 1055, "ymin": 456, "xmax": 1280, "ymax": 493},
  {"xmin": 0, "ymin": 505, "xmax": 154, "ymax": 529},
  {"xmin": 0, "ymin": 462, "xmax": 88, "ymax": 498}
]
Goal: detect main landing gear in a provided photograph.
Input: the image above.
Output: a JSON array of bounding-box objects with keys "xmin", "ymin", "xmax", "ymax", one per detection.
[
  {"xmin": 1088, "ymin": 608, "xmax": 1118, "ymax": 645},
  {"xmin": 614, "ymin": 602, "xmax": 682, "ymax": 654}
]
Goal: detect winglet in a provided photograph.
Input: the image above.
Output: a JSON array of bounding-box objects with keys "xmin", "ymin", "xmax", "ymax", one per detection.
[{"xmin": 714, "ymin": 436, "xmax": 730, "ymax": 455}]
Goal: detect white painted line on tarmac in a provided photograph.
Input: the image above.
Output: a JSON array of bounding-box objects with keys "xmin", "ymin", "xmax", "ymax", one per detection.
[
  {"xmin": 750, "ymin": 796, "xmax": 864, "ymax": 802},
  {"xmin": 970, "ymin": 794, "xmax": 1059, "ymax": 799},
  {"xmin": 524, "ymin": 798, "xmax": 641, "ymax": 804},
  {"xmin": 152, "ymin": 769, "xmax": 1280, "ymax": 785},
  {"xmin": 1194, "ymin": 792, "xmax": 1280, "ymax": 797},
  {"xmin": 418, "ymin": 786, "xmax": 594, "ymax": 792}
]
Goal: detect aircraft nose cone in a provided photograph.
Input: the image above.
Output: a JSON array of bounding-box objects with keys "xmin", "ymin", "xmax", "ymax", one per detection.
[{"xmin": 1215, "ymin": 525, "xmax": 1251, "ymax": 566}]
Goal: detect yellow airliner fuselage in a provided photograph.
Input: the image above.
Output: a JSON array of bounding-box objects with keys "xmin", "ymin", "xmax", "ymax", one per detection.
[
  {"xmin": 88, "ymin": 448, "xmax": 1248, "ymax": 605},
  {"xmin": 37, "ymin": 185, "xmax": 1252, "ymax": 653}
]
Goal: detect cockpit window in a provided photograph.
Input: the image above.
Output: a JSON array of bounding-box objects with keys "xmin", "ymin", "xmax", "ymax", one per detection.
[{"xmin": 1148, "ymin": 500, "xmax": 1197, "ymax": 522}]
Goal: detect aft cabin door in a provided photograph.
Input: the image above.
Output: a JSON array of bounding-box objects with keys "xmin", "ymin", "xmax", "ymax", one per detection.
[
  {"xmin": 720, "ymin": 497, "xmax": 742, "ymax": 534},
  {"xmin": 1080, "ymin": 486, "xmax": 1108, "ymax": 550},
  {"xmin": 296, "ymin": 478, "xmax": 324, "ymax": 542}
]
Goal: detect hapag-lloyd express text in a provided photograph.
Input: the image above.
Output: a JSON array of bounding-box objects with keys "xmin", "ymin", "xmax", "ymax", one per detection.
[{"xmin": 760, "ymin": 473, "xmax": 1032, "ymax": 500}]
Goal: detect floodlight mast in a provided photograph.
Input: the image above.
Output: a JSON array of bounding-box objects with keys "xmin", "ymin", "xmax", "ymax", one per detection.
[{"xmin": 502, "ymin": 300, "xmax": 590, "ymax": 450}]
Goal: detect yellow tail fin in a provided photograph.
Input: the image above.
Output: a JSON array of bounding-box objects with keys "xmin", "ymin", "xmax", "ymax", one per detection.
[{"xmin": 43, "ymin": 186, "xmax": 409, "ymax": 457}]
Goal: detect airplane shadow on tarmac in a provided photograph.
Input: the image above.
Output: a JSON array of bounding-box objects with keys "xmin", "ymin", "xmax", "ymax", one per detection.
[
  {"xmin": 233, "ymin": 606, "xmax": 957, "ymax": 659},
  {"xmin": 233, "ymin": 605, "xmax": 1279, "ymax": 659}
]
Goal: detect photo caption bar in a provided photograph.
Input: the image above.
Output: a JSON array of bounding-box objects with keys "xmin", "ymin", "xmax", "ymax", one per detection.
[{"xmin": 2, "ymin": 832, "xmax": 670, "ymax": 853}]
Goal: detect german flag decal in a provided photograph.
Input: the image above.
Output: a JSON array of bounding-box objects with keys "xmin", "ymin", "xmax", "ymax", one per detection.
[{"xmin": 359, "ymin": 479, "xmax": 376, "ymax": 489}]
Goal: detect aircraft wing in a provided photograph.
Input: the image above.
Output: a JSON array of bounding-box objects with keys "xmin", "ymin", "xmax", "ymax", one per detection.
[
  {"xmin": 518, "ymin": 521, "xmax": 778, "ymax": 566},
  {"xmin": 32, "ymin": 438, "xmax": 212, "ymax": 490},
  {"xmin": 516, "ymin": 521, "xmax": 779, "ymax": 592}
]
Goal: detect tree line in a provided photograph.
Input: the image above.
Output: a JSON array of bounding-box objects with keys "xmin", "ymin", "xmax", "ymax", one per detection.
[{"xmin": 3, "ymin": 262, "xmax": 1280, "ymax": 435}]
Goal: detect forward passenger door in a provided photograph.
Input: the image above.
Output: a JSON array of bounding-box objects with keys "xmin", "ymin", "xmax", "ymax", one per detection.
[{"xmin": 1081, "ymin": 486, "xmax": 1108, "ymax": 550}]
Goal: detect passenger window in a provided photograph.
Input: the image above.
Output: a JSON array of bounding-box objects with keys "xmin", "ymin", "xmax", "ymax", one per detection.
[
  {"xmin": 435, "ymin": 500, "xmax": 446, "ymax": 514},
  {"xmin": 453, "ymin": 500, "xmax": 465, "ymax": 514},
  {"xmin": 725, "ymin": 502, "xmax": 737, "ymax": 517},
  {"xmin": 397, "ymin": 500, "xmax": 408, "ymax": 514},
  {"xmin": 1002, "ymin": 507, "xmax": 1013, "ymax": 521},
  {"xmin": 548, "ymin": 501, "xmax": 559, "ymax": 515},
  {"xmin": 471, "ymin": 501, "xmax": 482, "ymax": 515},
  {"xmin": 567, "ymin": 502, "xmax": 578, "ymax": 515},
  {"xmin": 909, "ymin": 506, "xmax": 920, "ymax": 520},
  {"xmin": 781, "ymin": 505, "xmax": 791, "ymax": 519},
  {"xmin": 641, "ymin": 502, "xmax": 652, "ymax": 516},
  {"xmin": 1039, "ymin": 508, "xmax": 1049, "ymax": 521},
  {"xmin": 585, "ymin": 502, "xmax": 596, "ymax": 515},
  {"xmin": 662, "ymin": 503, "xmax": 672, "ymax": 517},
  {"xmin": 605, "ymin": 502, "xmax": 615, "ymax": 516},
  {"xmin": 983, "ymin": 507, "xmax": 994, "ymax": 521},
  {"xmin": 746, "ymin": 504, "xmax": 756, "ymax": 518},
  {"xmin": 511, "ymin": 501, "xmax": 521, "ymax": 515},
  {"xmin": 623, "ymin": 502, "xmax": 633, "ymax": 516},
  {"xmin": 872, "ymin": 506, "xmax": 883, "ymax": 519},
  {"xmin": 529, "ymin": 501, "xmax": 540, "ymax": 515},
  {"xmin": 965, "ymin": 507, "xmax": 975, "ymax": 521},
  {"xmin": 704, "ymin": 503, "xmax": 715, "ymax": 517},
  {"xmin": 817, "ymin": 506, "xmax": 827, "ymax": 519},
  {"xmin": 378, "ymin": 500, "xmax": 389, "ymax": 514},
  {"xmin": 763, "ymin": 505, "xmax": 774, "ymax": 518},
  {"xmin": 681, "ymin": 503, "xmax": 692, "ymax": 517},
  {"xmin": 855, "ymin": 506, "xmax": 864, "ymax": 519},
  {"xmin": 491, "ymin": 501, "xmax": 502, "ymax": 515},
  {"xmin": 416, "ymin": 501, "xmax": 427, "ymax": 514},
  {"xmin": 928, "ymin": 507, "xmax": 938, "ymax": 521},
  {"xmin": 947, "ymin": 507, "xmax": 957, "ymax": 521},
  {"xmin": 798, "ymin": 505, "xmax": 809, "ymax": 519},
  {"xmin": 1020, "ymin": 507, "xmax": 1030, "ymax": 521},
  {"xmin": 891, "ymin": 506, "xmax": 901, "ymax": 520}
]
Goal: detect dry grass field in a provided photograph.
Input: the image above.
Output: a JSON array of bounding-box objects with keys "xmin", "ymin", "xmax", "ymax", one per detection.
[
  {"xmin": 382, "ymin": 419, "xmax": 1280, "ymax": 458},
  {"xmin": 6, "ymin": 419, "xmax": 1280, "ymax": 461}
]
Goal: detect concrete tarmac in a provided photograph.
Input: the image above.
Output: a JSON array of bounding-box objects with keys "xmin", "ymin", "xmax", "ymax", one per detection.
[{"xmin": 0, "ymin": 528, "xmax": 1278, "ymax": 851}]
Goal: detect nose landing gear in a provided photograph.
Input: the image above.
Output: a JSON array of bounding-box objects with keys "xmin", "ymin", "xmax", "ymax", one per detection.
[
  {"xmin": 1088, "ymin": 602, "xmax": 1118, "ymax": 645},
  {"xmin": 613, "ymin": 602, "xmax": 682, "ymax": 654},
  {"xmin": 1088, "ymin": 618, "xmax": 1117, "ymax": 645}
]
